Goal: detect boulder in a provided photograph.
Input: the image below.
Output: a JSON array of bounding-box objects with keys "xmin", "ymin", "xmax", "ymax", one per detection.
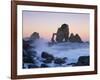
[
  {"xmin": 75, "ymin": 56, "xmax": 89, "ymax": 66},
  {"xmin": 54, "ymin": 57, "xmax": 66, "ymax": 65},
  {"xmin": 41, "ymin": 64, "xmax": 49, "ymax": 68},
  {"xmin": 27, "ymin": 50, "xmax": 37, "ymax": 58},
  {"xmin": 30, "ymin": 32, "xmax": 40, "ymax": 40},
  {"xmin": 41, "ymin": 52, "xmax": 54, "ymax": 63},
  {"xmin": 42, "ymin": 59, "xmax": 53, "ymax": 63},
  {"xmin": 41, "ymin": 52, "xmax": 54, "ymax": 61}
]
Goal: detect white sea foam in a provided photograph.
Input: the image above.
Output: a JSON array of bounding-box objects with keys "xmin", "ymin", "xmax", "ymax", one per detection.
[{"xmin": 33, "ymin": 38, "xmax": 89, "ymax": 64}]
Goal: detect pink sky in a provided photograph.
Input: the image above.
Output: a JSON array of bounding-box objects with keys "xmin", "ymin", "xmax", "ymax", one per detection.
[{"xmin": 23, "ymin": 11, "xmax": 90, "ymax": 41}]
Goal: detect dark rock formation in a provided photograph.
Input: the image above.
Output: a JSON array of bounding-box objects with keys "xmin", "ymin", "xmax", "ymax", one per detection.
[
  {"xmin": 23, "ymin": 50, "xmax": 37, "ymax": 64},
  {"xmin": 41, "ymin": 64, "xmax": 49, "ymax": 68},
  {"xmin": 51, "ymin": 33, "xmax": 56, "ymax": 43},
  {"xmin": 54, "ymin": 57, "xmax": 66, "ymax": 65},
  {"xmin": 30, "ymin": 32, "xmax": 40, "ymax": 40},
  {"xmin": 51, "ymin": 24, "xmax": 69, "ymax": 43},
  {"xmin": 75, "ymin": 56, "xmax": 89, "ymax": 66},
  {"xmin": 42, "ymin": 59, "xmax": 53, "ymax": 63},
  {"xmin": 41, "ymin": 52, "xmax": 54, "ymax": 60},
  {"xmin": 68, "ymin": 33, "xmax": 75, "ymax": 42},
  {"xmin": 56, "ymin": 24, "xmax": 69, "ymax": 42},
  {"xmin": 28, "ymin": 64, "xmax": 39, "ymax": 68},
  {"xmin": 27, "ymin": 50, "xmax": 37, "ymax": 58},
  {"xmin": 23, "ymin": 39, "xmax": 37, "ymax": 64},
  {"xmin": 23, "ymin": 55, "xmax": 35, "ymax": 63},
  {"xmin": 51, "ymin": 23, "xmax": 83, "ymax": 43},
  {"xmin": 23, "ymin": 39, "xmax": 32, "ymax": 50},
  {"xmin": 69, "ymin": 33, "xmax": 83, "ymax": 43},
  {"xmin": 41, "ymin": 52, "xmax": 54, "ymax": 63},
  {"xmin": 67, "ymin": 63, "xmax": 76, "ymax": 66},
  {"xmin": 74, "ymin": 34, "xmax": 83, "ymax": 42}
]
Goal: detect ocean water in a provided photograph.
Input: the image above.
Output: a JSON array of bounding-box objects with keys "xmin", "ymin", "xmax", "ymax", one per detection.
[
  {"xmin": 33, "ymin": 38, "xmax": 89, "ymax": 64},
  {"xmin": 23, "ymin": 38, "xmax": 89, "ymax": 68}
]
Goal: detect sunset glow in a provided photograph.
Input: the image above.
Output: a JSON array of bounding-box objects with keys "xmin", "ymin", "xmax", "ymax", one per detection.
[{"xmin": 23, "ymin": 11, "xmax": 90, "ymax": 41}]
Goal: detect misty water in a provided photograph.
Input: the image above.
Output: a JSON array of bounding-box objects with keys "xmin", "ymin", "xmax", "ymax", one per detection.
[
  {"xmin": 23, "ymin": 38, "xmax": 89, "ymax": 68},
  {"xmin": 33, "ymin": 38, "xmax": 89, "ymax": 64}
]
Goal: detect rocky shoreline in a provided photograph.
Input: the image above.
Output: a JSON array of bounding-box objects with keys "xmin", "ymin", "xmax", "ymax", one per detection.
[{"xmin": 23, "ymin": 23, "xmax": 89, "ymax": 69}]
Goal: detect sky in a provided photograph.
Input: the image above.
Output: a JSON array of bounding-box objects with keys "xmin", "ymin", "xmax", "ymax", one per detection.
[{"xmin": 23, "ymin": 11, "xmax": 90, "ymax": 41}]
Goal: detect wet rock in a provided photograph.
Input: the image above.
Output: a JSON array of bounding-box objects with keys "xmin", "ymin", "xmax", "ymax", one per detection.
[
  {"xmin": 54, "ymin": 57, "xmax": 66, "ymax": 65},
  {"xmin": 67, "ymin": 63, "xmax": 76, "ymax": 66},
  {"xmin": 42, "ymin": 59, "xmax": 53, "ymax": 63},
  {"xmin": 23, "ymin": 56, "xmax": 35, "ymax": 63},
  {"xmin": 63, "ymin": 57, "xmax": 68, "ymax": 61},
  {"xmin": 23, "ymin": 50, "xmax": 37, "ymax": 63},
  {"xmin": 27, "ymin": 50, "xmax": 37, "ymax": 58},
  {"xmin": 56, "ymin": 24, "xmax": 69, "ymax": 42},
  {"xmin": 75, "ymin": 56, "xmax": 89, "ymax": 66},
  {"xmin": 41, "ymin": 64, "xmax": 49, "ymax": 68},
  {"xmin": 41, "ymin": 52, "xmax": 54, "ymax": 61}
]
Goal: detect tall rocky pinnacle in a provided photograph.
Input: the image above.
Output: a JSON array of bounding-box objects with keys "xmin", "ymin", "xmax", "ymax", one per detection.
[
  {"xmin": 69, "ymin": 33, "xmax": 83, "ymax": 43},
  {"xmin": 51, "ymin": 23, "xmax": 83, "ymax": 43},
  {"xmin": 56, "ymin": 24, "xmax": 69, "ymax": 42}
]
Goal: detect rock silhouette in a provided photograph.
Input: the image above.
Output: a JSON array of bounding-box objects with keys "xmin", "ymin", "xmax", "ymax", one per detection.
[
  {"xmin": 30, "ymin": 32, "xmax": 40, "ymax": 40},
  {"xmin": 68, "ymin": 33, "xmax": 75, "ymax": 42},
  {"xmin": 51, "ymin": 23, "xmax": 83, "ymax": 43},
  {"xmin": 69, "ymin": 33, "xmax": 83, "ymax": 43},
  {"xmin": 51, "ymin": 24, "xmax": 69, "ymax": 42},
  {"xmin": 56, "ymin": 24, "xmax": 69, "ymax": 42}
]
